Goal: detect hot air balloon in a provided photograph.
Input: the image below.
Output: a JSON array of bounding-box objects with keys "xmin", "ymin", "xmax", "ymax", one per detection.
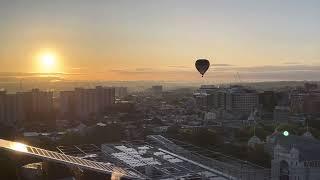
[{"xmin": 195, "ymin": 59, "xmax": 210, "ymax": 77}]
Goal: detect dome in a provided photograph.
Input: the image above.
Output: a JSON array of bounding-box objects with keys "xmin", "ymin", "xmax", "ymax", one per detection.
[
  {"xmin": 303, "ymin": 131, "xmax": 314, "ymax": 139},
  {"xmin": 248, "ymin": 136, "xmax": 262, "ymax": 148}
]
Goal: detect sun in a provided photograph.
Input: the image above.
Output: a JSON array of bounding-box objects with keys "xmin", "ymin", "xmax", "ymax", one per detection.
[
  {"xmin": 41, "ymin": 53, "xmax": 55, "ymax": 67},
  {"xmin": 38, "ymin": 52, "xmax": 58, "ymax": 73}
]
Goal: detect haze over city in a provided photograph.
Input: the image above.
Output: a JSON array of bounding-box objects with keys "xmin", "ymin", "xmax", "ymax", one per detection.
[
  {"xmin": 1, "ymin": 1, "xmax": 320, "ymax": 180},
  {"xmin": 1, "ymin": 0, "xmax": 320, "ymax": 81}
]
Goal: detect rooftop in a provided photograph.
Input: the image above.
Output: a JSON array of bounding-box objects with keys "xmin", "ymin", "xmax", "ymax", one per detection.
[
  {"xmin": 270, "ymin": 132, "xmax": 320, "ymax": 161},
  {"xmin": 57, "ymin": 138, "xmax": 232, "ymax": 180}
]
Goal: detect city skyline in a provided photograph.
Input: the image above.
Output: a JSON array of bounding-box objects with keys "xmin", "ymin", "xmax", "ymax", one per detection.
[
  {"xmin": 1, "ymin": 0, "xmax": 320, "ymax": 81},
  {"xmin": 2, "ymin": 2, "xmax": 320, "ymax": 179}
]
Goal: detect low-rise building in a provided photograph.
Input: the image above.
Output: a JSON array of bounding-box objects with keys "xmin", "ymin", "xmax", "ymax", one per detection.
[{"xmin": 270, "ymin": 131, "xmax": 320, "ymax": 180}]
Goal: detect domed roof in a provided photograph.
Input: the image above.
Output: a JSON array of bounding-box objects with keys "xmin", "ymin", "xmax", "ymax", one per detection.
[
  {"xmin": 248, "ymin": 136, "xmax": 262, "ymax": 147},
  {"xmin": 303, "ymin": 131, "xmax": 314, "ymax": 139}
]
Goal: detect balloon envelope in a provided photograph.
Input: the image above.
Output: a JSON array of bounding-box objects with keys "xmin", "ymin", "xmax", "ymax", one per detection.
[{"xmin": 195, "ymin": 59, "xmax": 210, "ymax": 77}]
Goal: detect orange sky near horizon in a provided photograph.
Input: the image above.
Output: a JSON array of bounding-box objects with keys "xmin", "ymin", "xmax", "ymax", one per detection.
[{"xmin": 0, "ymin": 0, "xmax": 320, "ymax": 81}]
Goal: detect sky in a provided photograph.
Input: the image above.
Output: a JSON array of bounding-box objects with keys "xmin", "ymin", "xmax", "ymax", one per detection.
[{"xmin": 0, "ymin": 0, "xmax": 320, "ymax": 82}]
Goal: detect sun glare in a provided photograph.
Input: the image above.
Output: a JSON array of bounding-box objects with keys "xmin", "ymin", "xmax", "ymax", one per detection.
[
  {"xmin": 42, "ymin": 53, "xmax": 55, "ymax": 66},
  {"xmin": 37, "ymin": 51, "xmax": 59, "ymax": 73},
  {"xmin": 10, "ymin": 142, "xmax": 28, "ymax": 153}
]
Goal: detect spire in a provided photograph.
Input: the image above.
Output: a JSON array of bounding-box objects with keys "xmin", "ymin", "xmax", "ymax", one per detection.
[
  {"xmin": 274, "ymin": 125, "xmax": 279, "ymax": 133},
  {"xmin": 248, "ymin": 125, "xmax": 262, "ymax": 148},
  {"xmin": 303, "ymin": 119, "xmax": 314, "ymax": 138}
]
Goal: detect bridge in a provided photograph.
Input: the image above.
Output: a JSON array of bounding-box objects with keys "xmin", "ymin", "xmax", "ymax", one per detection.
[{"xmin": 0, "ymin": 139, "xmax": 143, "ymax": 179}]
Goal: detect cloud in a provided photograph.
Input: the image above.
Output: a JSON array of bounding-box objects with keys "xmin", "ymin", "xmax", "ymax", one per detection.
[
  {"xmin": 107, "ymin": 64, "xmax": 320, "ymax": 81},
  {"xmin": 235, "ymin": 65, "xmax": 320, "ymax": 72},
  {"xmin": 235, "ymin": 71, "xmax": 320, "ymax": 81},
  {"xmin": 168, "ymin": 65, "xmax": 190, "ymax": 69},
  {"xmin": 110, "ymin": 68, "xmax": 156, "ymax": 74},
  {"xmin": 110, "ymin": 69, "xmax": 147, "ymax": 74},
  {"xmin": 0, "ymin": 72, "xmax": 85, "ymax": 78},
  {"xmin": 70, "ymin": 67, "xmax": 88, "ymax": 71},
  {"xmin": 210, "ymin": 64, "xmax": 320, "ymax": 73},
  {"xmin": 135, "ymin": 68, "xmax": 153, "ymax": 72},
  {"xmin": 209, "ymin": 65, "xmax": 320, "ymax": 81},
  {"xmin": 4, "ymin": 64, "xmax": 314, "ymax": 82},
  {"xmin": 282, "ymin": 62, "xmax": 301, "ymax": 65},
  {"xmin": 0, "ymin": 72, "xmax": 61, "ymax": 77},
  {"xmin": 211, "ymin": 63, "xmax": 234, "ymax": 67}
]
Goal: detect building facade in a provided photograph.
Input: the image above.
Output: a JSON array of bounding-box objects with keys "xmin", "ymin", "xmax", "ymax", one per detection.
[
  {"xmin": 226, "ymin": 87, "xmax": 259, "ymax": 115},
  {"xmin": 195, "ymin": 85, "xmax": 259, "ymax": 115},
  {"xmin": 0, "ymin": 91, "xmax": 6, "ymax": 124},
  {"xmin": 114, "ymin": 87, "xmax": 128, "ymax": 98},
  {"xmin": 303, "ymin": 93, "xmax": 320, "ymax": 115},
  {"xmin": 259, "ymin": 91, "xmax": 277, "ymax": 112},
  {"xmin": 29, "ymin": 89, "xmax": 53, "ymax": 113},
  {"xmin": 207, "ymin": 90, "xmax": 226, "ymax": 110},
  {"xmin": 290, "ymin": 93, "xmax": 306, "ymax": 114},
  {"xmin": 270, "ymin": 133, "xmax": 320, "ymax": 180},
  {"xmin": 60, "ymin": 86, "xmax": 115, "ymax": 120},
  {"xmin": 59, "ymin": 91, "xmax": 75, "ymax": 118},
  {"xmin": 0, "ymin": 89, "xmax": 53, "ymax": 126},
  {"xmin": 273, "ymin": 106, "xmax": 291, "ymax": 123}
]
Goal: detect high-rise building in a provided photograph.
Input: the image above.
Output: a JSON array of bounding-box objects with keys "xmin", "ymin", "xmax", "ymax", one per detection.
[
  {"xmin": 0, "ymin": 89, "xmax": 53, "ymax": 126},
  {"xmin": 95, "ymin": 86, "xmax": 115, "ymax": 113},
  {"xmin": 5, "ymin": 94, "xmax": 20, "ymax": 125},
  {"xmin": 115, "ymin": 87, "xmax": 128, "ymax": 98},
  {"xmin": 290, "ymin": 93, "xmax": 306, "ymax": 114},
  {"xmin": 196, "ymin": 85, "xmax": 226, "ymax": 110},
  {"xmin": 193, "ymin": 92, "xmax": 207, "ymax": 109},
  {"xmin": 303, "ymin": 93, "xmax": 320, "ymax": 114},
  {"xmin": 304, "ymin": 82, "xmax": 318, "ymax": 92},
  {"xmin": 29, "ymin": 89, "xmax": 53, "ymax": 113},
  {"xmin": 15, "ymin": 92, "xmax": 26, "ymax": 124},
  {"xmin": 259, "ymin": 91, "xmax": 277, "ymax": 112},
  {"xmin": 226, "ymin": 86, "xmax": 259, "ymax": 115},
  {"xmin": 59, "ymin": 91, "xmax": 75, "ymax": 118},
  {"xmin": 289, "ymin": 91, "xmax": 320, "ymax": 115},
  {"xmin": 0, "ymin": 91, "xmax": 6, "ymax": 124},
  {"xmin": 199, "ymin": 85, "xmax": 218, "ymax": 92},
  {"xmin": 273, "ymin": 106, "xmax": 290, "ymax": 123},
  {"xmin": 195, "ymin": 85, "xmax": 259, "ymax": 114},
  {"xmin": 22, "ymin": 89, "xmax": 54, "ymax": 124},
  {"xmin": 207, "ymin": 90, "xmax": 226, "ymax": 110},
  {"xmin": 61, "ymin": 86, "xmax": 115, "ymax": 120},
  {"xmin": 0, "ymin": 91, "xmax": 24, "ymax": 125}
]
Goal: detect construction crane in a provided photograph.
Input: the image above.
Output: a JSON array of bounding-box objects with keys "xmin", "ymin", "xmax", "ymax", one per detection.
[
  {"xmin": 237, "ymin": 72, "xmax": 242, "ymax": 83},
  {"xmin": 233, "ymin": 72, "xmax": 242, "ymax": 83}
]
